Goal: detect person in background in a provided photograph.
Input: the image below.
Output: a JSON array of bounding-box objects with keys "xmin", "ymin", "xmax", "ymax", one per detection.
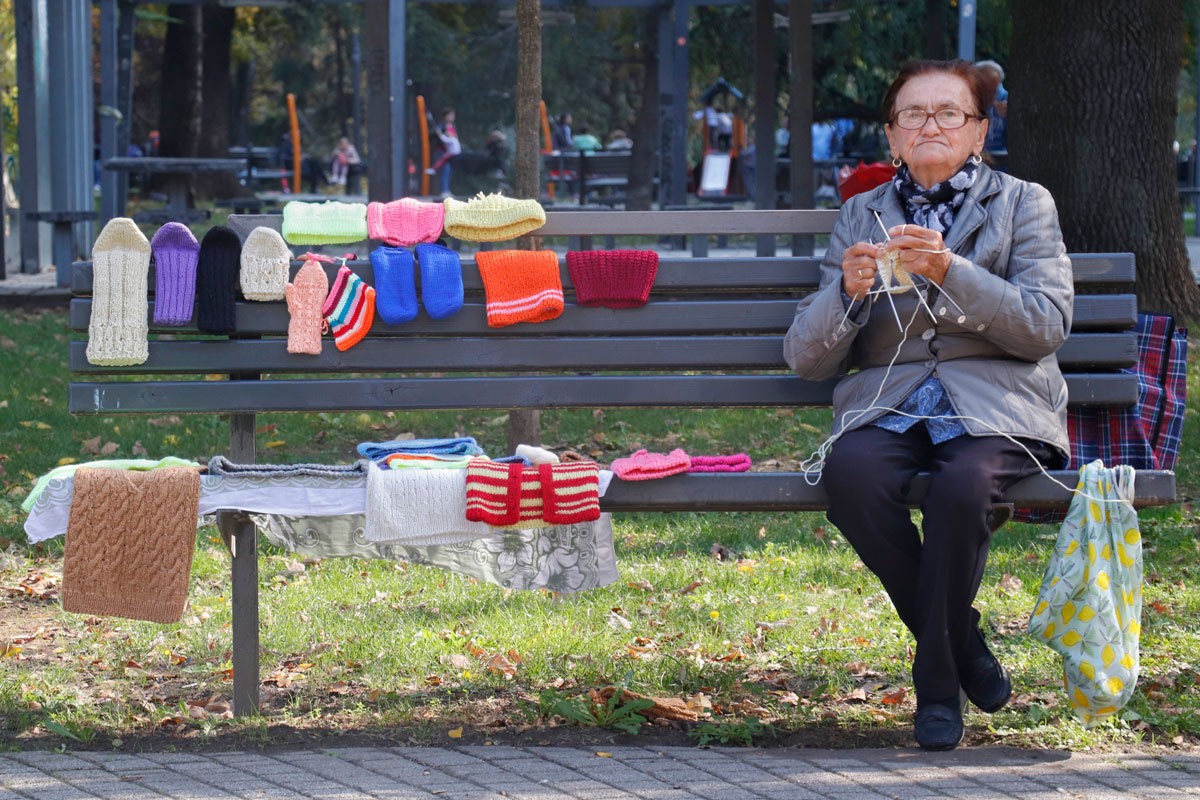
[
  {"xmin": 775, "ymin": 115, "xmax": 791, "ymax": 158},
  {"xmin": 426, "ymin": 107, "xmax": 462, "ymax": 198},
  {"xmin": 811, "ymin": 120, "xmax": 838, "ymax": 161},
  {"xmin": 974, "ymin": 60, "xmax": 1008, "ymax": 164},
  {"xmin": 784, "ymin": 59, "xmax": 1071, "ymax": 751},
  {"xmin": 715, "ymin": 105, "xmax": 734, "ymax": 151},
  {"xmin": 571, "ymin": 124, "xmax": 602, "ymax": 153},
  {"xmin": 552, "ymin": 112, "xmax": 574, "ymax": 150},
  {"xmin": 329, "ymin": 136, "xmax": 361, "ymax": 186},
  {"xmin": 606, "ymin": 129, "xmax": 633, "ymax": 150}
]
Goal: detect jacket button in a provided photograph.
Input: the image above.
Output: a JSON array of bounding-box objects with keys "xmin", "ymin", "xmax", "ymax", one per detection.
[
  {"xmin": 956, "ymin": 315, "xmax": 966, "ymax": 324},
  {"xmin": 925, "ymin": 359, "xmax": 937, "ymax": 368},
  {"xmin": 976, "ymin": 324, "xmax": 986, "ymax": 331},
  {"xmin": 938, "ymin": 307, "xmax": 947, "ymax": 316},
  {"xmin": 921, "ymin": 328, "xmax": 935, "ymax": 341}
]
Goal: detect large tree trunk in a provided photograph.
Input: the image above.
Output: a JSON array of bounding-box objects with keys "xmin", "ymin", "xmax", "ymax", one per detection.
[
  {"xmin": 626, "ymin": 11, "xmax": 659, "ymax": 211},
  {"xmin": 197, "ymin": 6, "xmax": 244, "ymax": 198},
  {"xmin": 508, "ymin": 0, "xmax": 543, "ymax": 451},
  {"xmin": 1011, "ymin": 0, "xmax": 1199, "ymax": 321},
  {"xmin": 158, "ymin": 4, "xmax": 203, "ymax": 159}
]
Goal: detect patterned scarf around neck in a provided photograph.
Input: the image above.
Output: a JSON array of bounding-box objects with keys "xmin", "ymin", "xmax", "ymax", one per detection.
[{"xmin": 892, "ymin": 160, "xmax": 979, "ymax": 235}]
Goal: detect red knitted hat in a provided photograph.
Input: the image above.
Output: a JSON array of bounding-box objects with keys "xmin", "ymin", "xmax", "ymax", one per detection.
[
  {"xmin": 474, "ymin": 249, "xmax": 564, "ymax": 328},
  {"xmin": 367, "ymin": 198, "xmax": 445, "ymax": 246},
  {"xmin": 566, "ymin": 250, "xmax": 659, "ymax": 308},
  {"xmin": 610, "ymin": 448, "xmax": 691, "ymax": 481}
]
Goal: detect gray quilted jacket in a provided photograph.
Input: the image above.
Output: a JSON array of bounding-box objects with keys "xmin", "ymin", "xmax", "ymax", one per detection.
[{"xmin": 783, "ymin": 164, "xmax": 1072, "ymax": 461}]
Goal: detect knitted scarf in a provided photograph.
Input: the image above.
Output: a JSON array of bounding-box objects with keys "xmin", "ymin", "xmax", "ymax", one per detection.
[{"xmin": 892, "ymin": 161, "xmax": 978, "ymax": 235}]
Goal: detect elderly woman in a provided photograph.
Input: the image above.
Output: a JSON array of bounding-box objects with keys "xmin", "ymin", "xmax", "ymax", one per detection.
[{"xmin": 783, "ymin": 60, "xmax": 1072, "ymax": 751}]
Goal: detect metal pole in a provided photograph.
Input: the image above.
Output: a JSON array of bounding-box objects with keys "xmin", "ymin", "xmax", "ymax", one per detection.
[
  {"xmin": 957, "ymin": 1, "xmax": 976, "ymax": 62},
  {"xmin": 116, "ymin": 0, "xmax": 136, "ymax": 215},
  {"xmin": 365, "ymin": 0, "xmax": 405, "ymax": 201},
  {"xmin": 1194, "ymin": 29, "xmax": 1200, "ymax": 236},
  {"xmin": 754, "ymin": 0, "xmax": 776, "ymax": 255},
  {"xmin": 15, "ymin": 0, "xmax": 40, "ymax": 274},
  {"xmin": 789, "ymin": 0, "xmax": 814, "ymax": 256},
  {"xmin": 351, "ymin": 32, "xmax": 364, "ymax": 156},
  {"xmin": 100, "ymin": 0, "xmax": 120, "ymax": 225}
]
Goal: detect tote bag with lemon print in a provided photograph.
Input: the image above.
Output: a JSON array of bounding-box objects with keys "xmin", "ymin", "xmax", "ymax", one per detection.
[{"xmin": 1028, "ymin": 460, "xmax": 1143, "ymax": 727}]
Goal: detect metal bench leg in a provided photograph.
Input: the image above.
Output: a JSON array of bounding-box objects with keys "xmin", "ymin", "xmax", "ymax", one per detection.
[
  {"xmin": 220, "ymin": 510, "xmax": 260, "ymax": 716},
  {"xmin": 52, "ymin": 222, "xmax": 73, "ymax": 288}
]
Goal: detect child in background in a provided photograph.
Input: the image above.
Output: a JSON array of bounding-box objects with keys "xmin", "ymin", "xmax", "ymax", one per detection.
[
  {"xmin": 427, "ymin": 108, "xmax": 462, "ymax": 198},
  {"xmin": 329, "ymin": 137, "xmax": 361, "ymax": 186}
]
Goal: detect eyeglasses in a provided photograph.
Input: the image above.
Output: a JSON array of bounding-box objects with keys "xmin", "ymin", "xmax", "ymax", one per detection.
[{"xmin": 891, "ymin": 108, "xmax": 983, "ymax": 130}]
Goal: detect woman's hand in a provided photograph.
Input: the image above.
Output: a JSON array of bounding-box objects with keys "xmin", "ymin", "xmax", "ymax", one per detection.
[
  {"xmin": 883, "ymin": 224, "xmax": 952, "ymax": 285},
  {"xmin": 842, "ymin": 241, "xmax": 881, "ymax": 298}
]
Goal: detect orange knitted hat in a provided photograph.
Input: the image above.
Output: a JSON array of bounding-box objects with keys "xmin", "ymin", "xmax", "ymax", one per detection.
[{"xmin": 474, "ymin": 249, "xmax": 564, "ymax": 328}]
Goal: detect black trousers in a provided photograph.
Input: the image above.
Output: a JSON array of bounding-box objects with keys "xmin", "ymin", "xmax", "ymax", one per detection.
[{"xmin": 823, "ymin": 425, "xmax": 1052, "ymax": 704}]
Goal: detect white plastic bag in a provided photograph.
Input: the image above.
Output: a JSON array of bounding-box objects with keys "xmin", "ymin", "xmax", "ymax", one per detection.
[{"xmin": 1028, "ymin": 460, "xmax": 1143, "ymax": 727}]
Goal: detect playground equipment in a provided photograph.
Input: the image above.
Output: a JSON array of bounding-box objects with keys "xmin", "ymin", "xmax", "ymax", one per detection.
[{"xmin": 695, "ymin": 78, "xmax": 747, "ymax": 200}]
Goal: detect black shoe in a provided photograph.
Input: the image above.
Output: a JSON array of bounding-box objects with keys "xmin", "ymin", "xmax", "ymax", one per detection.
[
  {"xmin": 914, "ymin": 695, "xmax": 964, "ymax": 751},
  {"xmin": 961, "ymin": 632, "xmax": 1012, "ymax": 713}
]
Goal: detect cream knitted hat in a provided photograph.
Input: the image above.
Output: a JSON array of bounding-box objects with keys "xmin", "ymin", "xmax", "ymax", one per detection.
[
  {"xmin": 240, "ymin": 227, "xmax": 292, "ymax": 301},
  {"xmin": 281, "ymin": 201, "xmax": 369, "ymax": 245},
  {"xmin": 86, "ymin": 217, "xmax": 151, "ymax": 366},
  {"xmin": 364, "ymin": 463, "xmax": 493, "ymax": 545},
  {"xmin": 442, "ymin": 192, "xmax": 546, "ymax": 242}
]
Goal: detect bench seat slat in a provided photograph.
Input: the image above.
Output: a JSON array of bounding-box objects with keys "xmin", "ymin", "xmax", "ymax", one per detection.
[
  {"xmin": 68, "ymin": 333, "xmax": 1138, "ymax": 375},
  {"xmin": 68, "ymin": 373, "xmax": 1136, "ymax": 415},
  {"xmin": 68, "ymin": 294, "xmax": 1136, "ymax": 335},
  {"xmin": 71, "ymin": 252, "xmax": 1135, "ymax": 295},
  {"xmin": 599, "ymin": 470, "xmax": 1177, "ymax": 511}
]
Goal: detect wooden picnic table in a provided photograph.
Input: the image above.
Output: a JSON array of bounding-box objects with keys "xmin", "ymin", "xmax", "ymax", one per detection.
[{"xmin": 103, "ymin": 157, "xmax": 245, "ymax": 223}]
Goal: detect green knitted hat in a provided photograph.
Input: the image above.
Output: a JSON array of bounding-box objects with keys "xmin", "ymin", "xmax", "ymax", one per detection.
[{"xmin": 281, "ymin": 201, "xmax": 369, "ymax": 245}]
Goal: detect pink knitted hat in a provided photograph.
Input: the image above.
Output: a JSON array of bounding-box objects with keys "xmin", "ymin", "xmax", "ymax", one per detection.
[
  {"xmin": 610, "ymin": 448, "xmax": 691, "ymax": 481},
  {"xmin": 688, "ymin": 454, "xmax": 752, "ymax": 473},
  {"xmin": 566, "ymin": 250, "xmax": 659, "ymax": 308},
  {"xmin": 367, "ymin": 198, "xmax": 445, "ymax": 246}
]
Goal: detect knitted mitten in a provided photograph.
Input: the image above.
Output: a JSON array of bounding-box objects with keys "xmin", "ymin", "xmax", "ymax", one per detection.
[
  {"xmin": 414, "ymin": 242, "xmax": 464, "ymax": 320},
  {"xmin": 321, "ymin": 265, "xmax": 376, "ymax": 351},
  {"xmin": 196, "ymin": 226, "xmax": 242, "ymax": 334},
  {"xmin": 442, "ymin": 192, "xmax": 546, "ymax": 242},
  {"xmin": 285, "ymin": 257, "xmax": 329, "ymax": 354},
  {"xmin": 86, "ymin": 218, "xmax": 151, "ymax": 366},
  {"xmin": 367, "ymin": 198, "xmax": 445, "ymax": 246},
  {"xmin": 150, "ymin": 222, "xmax": 200, "ymax": 325},
  {"xmin": 474, "ymin": 249, "xmax": 563, "ymax": 328},
  {"xmin": 282, "ymin": 201, "xmax": 369, "ymax": 245},
  {"xmin": 566, "ymin": 249, "xmax": 659, "ymax": 308},
  {"xmin": 240, "ymin": 226, "xmax": 292, "ymax": 301},
  {"xmin": 369, "ymin": 246, "xmax": 418, "ymax": 325},
  {"xmin": 610, "ymin": 449, "xmax": 692, "ymax": 481}
]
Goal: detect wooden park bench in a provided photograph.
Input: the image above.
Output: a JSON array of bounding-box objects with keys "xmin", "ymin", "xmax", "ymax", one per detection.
[
  {"xmin": 66, "ymin": 209, "xmax": 1178, "ymax": 715},
  {"xmin": 544, "ymin": 150, "xmax": 637, "ymax": 206}
]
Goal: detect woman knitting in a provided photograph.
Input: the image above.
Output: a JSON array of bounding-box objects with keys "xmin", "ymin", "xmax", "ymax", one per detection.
[{"xmin": 783, "ymin": 60, "xmax": 1072, "ymax": 751}]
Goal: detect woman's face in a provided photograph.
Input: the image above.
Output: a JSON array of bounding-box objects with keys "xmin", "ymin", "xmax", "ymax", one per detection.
[{"xmin": 884, "ymin": 72, "xmax": 987, "ymax": 189}]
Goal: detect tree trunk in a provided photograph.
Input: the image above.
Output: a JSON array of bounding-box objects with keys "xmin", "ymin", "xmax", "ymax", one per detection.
[
  {"xmin": 197, "ymin": 5, "xmax": 244, "ymax": 198},
  {"xmin": 626, "ymin": 11, "xmax": 660, "ymax": 211},
  {"xmin": 508, "ymin": 0, "xmax": 543, "ymax": 451},
  {"xmin": 158, "ymin": 4, "xmax": 203, "ymax": 159},
  {"xmin": 1011, "ymin": 0, "xmax": 1199, "ymax": 322}
]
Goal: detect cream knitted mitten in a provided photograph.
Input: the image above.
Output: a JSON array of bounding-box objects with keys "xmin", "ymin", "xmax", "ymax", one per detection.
[{"xmin": 87, "ymin": 218, "xmax": 151, "ymax": 366}]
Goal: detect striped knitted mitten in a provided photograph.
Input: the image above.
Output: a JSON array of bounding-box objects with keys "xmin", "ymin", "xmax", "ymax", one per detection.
[{"xmin": 322, "ymin": 265, "xmax": 376, "ymax": 351}]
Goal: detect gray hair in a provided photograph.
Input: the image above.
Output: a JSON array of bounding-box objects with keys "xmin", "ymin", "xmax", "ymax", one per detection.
[{"xmin": 974, "ymin": 59, "xmax": 1005, "ymax": 81}]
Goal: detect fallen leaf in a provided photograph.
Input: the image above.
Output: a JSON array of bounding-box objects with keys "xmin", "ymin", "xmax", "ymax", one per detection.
[
  {"xmin": 55, "ymin": 457, "xmax": 76, "ymax": 467},
  {"xmin": 997, "ymin": 573, "xmax": 1023, "ymax": 595},
  {"xmin": 880, "ymin": 687, "xmax": 908, "ymax": 705},
  {"xmin": 678, "ymin": 579, "xmax": 703, "ymax": 596},
  {"xmin": 595, "ymin": 751, "xmax": 613, "ymax": 758},
  {"xmin": 627, "ymin": 579, "xmax": 655, "ymax": 591},
  {"xmin": 448, "ymin": 727, "xmax": 463, "ymax": 739},
  {"xmin": 327, "ymin": 681, "xmax": 350, "ymax": 695},
  {"xmin": 843, "ymin": 687, "xmax": 868, "ymax": 703}
]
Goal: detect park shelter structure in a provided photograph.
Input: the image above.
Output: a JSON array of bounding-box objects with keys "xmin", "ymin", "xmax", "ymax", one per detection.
[{"xmin": 9, "ymin": 0, "xmax": 984, "ymax": 278}]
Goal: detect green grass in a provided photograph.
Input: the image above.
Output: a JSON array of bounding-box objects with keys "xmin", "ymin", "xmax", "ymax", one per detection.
[{"xmin": 1, "ymin": 307, "xmax": 1199, "ymax": 752}]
